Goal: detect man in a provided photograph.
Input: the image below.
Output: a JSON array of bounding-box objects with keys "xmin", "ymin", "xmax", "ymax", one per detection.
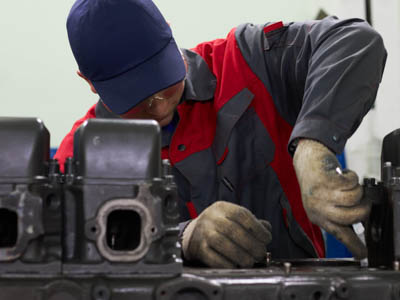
[{"xmin": 56, "ymin": 0, "xmax": 387, "ymax": 268}]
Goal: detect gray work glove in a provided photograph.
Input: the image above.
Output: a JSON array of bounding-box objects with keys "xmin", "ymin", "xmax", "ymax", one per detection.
[
  {"xmin": 293, "ymin": 139, "xmax": 371, "ymax": 259},
  {"xmin": 182, "ymin": 201, "xmax": 272, "ymax": 268}
]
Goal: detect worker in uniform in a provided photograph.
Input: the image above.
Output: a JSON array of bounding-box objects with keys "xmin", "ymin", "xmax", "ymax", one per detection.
[{"xmin": 55, "ymin": 0, "xmax": 387, "ymax": 268}]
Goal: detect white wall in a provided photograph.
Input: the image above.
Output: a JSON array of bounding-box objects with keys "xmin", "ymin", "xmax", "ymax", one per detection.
[
  {"xmin": 0, "ymin": 0, "xmax": 398, "ymax": 183},
  {"xmin": 0, "ymin": 0, "xmax": 98, "ymax": 147},
  {"xmin": 154, "ymin": 0, "xmax": 318, "ymax": 49}
]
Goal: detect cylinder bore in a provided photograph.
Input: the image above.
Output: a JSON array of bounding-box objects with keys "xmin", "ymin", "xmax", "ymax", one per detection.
[
  {"xmin": 106, "ymin": 209, "xmax": 141, "ymax": 251},
  {"xmin": 0, "ymin": 208, "xmax": 18, "ymax": 248}
]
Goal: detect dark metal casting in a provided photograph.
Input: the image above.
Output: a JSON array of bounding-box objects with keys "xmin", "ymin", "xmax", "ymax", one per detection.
[
  {"xmin": 2, "ymin": 117, "xmax": 400, "ymax": 300},
  {"xmin": 0, "ymin": 117, "xmax": 62, "ymax": 273},
  {"xmin": 62, "ymin": 119, "xmax": 181, "ymax": 275},
  {"xmin": 365, "ymin": 128, "xmax": 400, "ymax": 268}
]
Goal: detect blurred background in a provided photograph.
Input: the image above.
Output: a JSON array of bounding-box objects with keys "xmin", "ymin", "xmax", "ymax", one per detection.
[{"xmin": 0, "ymin": 0, "xmax": 397, "ymax": 182}]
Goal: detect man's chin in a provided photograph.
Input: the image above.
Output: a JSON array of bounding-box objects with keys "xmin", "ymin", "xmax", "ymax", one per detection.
[{"xmin": 157, "ymin": 114, "xmax": 173, "ymax": 127}]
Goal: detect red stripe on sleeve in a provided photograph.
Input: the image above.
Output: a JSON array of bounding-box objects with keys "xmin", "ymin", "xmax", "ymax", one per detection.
[{"xmin": 263, "ymin": 21, "xmax": 283, "ymax": 33}]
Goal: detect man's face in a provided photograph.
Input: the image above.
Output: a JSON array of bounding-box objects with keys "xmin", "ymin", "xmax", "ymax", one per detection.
[{"xmin": 119, "ymin": 80, "xmax": 185, "ymax": 127}]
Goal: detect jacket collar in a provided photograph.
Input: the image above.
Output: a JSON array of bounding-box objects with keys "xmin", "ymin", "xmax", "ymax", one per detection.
[{"xmin": 181, "ymin": 49, "xmax": 216, "ymax": 102}]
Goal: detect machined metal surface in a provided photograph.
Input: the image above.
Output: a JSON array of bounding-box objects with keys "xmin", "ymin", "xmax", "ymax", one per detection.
[{"xmin": 1, "ymin": 263, "xmax": 400, "ymax": 300}]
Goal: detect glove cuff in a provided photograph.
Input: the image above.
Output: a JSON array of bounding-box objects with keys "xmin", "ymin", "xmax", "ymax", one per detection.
[{"xmin": 181, "ymin": 218, "xmax": 197, "ymax": 261}]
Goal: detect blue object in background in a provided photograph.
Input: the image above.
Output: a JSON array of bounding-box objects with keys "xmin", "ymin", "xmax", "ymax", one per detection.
[
  {"xmin": 337, "ymin": 152, "xmax": 347, "ymax": 174},
  {"xmin": 324, "ymin": 231, "xmax": 352, "ymax": 258},
  {"xmin": 324, "ymin": 151, "xmax": 353, "ymax": 258},
  {"xmin": 50, "ymin": 148, "xmax": 58, "ymax": 159}
]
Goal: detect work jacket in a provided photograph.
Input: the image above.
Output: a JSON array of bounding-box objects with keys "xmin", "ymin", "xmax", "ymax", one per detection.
[{"xmin": 55, "ymin": 17, "xmax": 387, "ymax": 259}]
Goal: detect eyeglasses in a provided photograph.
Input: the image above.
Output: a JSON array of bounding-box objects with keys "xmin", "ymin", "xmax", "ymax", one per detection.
[
  {"xmin": 144, "ymin": 79, "xmax": 186, "ymax": 110},
  {"xmin": 146, "ymin": 93, "xmax": 167, "ymax": 109},
  {"xmin": 118, "ymin": 90, "xmax": 169, "ymax": 117},
  {"xmin": 118, "ymin": 80, "xmax": 185, "ymax": 118}
]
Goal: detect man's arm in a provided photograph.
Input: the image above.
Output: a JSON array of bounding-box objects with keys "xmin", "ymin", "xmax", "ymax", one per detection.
[
  {"xmin": 239, "ymin": 16, "xmax": 386, "ymax": 257},
  {"xmin": 287, "ymin": 16, "xmax": 387, "ymax": 153},
  {"xmin": 281, "ymin": 17, "xmax": 386, "ymax": 258}
]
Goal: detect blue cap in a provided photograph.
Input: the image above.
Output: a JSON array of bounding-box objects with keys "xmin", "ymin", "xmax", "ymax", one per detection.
[{"xmin": 67, "ymin": 0, "xmax": 186, "ymax": 114}]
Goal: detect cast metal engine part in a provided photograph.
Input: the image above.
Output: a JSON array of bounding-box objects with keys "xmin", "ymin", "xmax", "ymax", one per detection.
[
  {"xmin": 2, "ymin": 260, "xmax": 400, "ymax": 300},
  {"xmin": 2, "ymin": 117, "xmax": 400, "ymax": 300},
  {"xmin": 365, "ymin": 128, "xmax": 400, "ymax": 268},
  {"xmin": 62, "ymin": 119, "xmax": 181, "ymax": 275},
  {"xmin": 0, "ymin": 117, "xmax": 62, "ymax": 273},
  {"xmin": 0, "ymin": 117, "xmax": 181, "ymax": 276}
]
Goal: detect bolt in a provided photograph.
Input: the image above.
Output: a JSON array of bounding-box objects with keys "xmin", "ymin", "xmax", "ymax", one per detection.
[
  {"xmin": 266, "ymin": 252, "xmax": 271, "ymax": 267},
  {"xmin": 165, "ymin": 175, "xmax": 175, "ymax": 185},
  {"xmin": 394, "ymin": 261, "xmax": 400, "ymax": 271},
  {"xmin": 284, "ymin": 262, "xmax": 292, "ymax": 275},
  {"xmin": 162, "ymin": 159, "xmax": 172, "ymax": 177},
  {"xmin": 26, "ymin": 225, "xmax": 34, "ymax": 234}
]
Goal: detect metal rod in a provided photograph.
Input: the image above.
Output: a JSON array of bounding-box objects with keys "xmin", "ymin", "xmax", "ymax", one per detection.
[
  {"xmin": 394, "ymin": 260, "xmax": 400, "ymax": 271},
  {"xmin": 266, "ymin": 252, "xmax": 271, "ymax": 267},
  {"xmin": 365, "ymin": 0, "xmax": 372, "ymax": 26}
]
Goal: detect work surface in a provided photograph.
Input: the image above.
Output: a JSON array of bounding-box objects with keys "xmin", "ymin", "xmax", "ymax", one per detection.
[{"xmin": 1, "ymin": 259, "xmax": 400, "ymax": 300}]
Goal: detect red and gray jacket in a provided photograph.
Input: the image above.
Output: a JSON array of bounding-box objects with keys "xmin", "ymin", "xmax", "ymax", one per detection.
[{"xmin": 55, "ymin": 16, "xmax": 386, "ymax": 259}]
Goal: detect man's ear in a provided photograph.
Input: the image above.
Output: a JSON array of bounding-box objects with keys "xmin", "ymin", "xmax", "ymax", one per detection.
[{"xmin": 77, "ymin": 70, "xmax": 97, "ymax": 94}]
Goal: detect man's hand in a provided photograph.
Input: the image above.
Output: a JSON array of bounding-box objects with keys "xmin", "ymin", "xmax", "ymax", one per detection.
[
  {"xmin": 182, "ymin": 201, "xmax": 272, "ymax": 268},
  {"xmin": 293, "ymin": 139, "xmax": 371, "ymax": 259}
]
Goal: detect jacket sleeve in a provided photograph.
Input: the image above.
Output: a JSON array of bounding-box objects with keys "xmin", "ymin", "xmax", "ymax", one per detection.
[
  {"xmin": 283, "ymin": 17, "xmax": 387, "ymax": 154},
  {"xmin": 238, "ymin": 16, "xmax": 387, "ymax": 155}
]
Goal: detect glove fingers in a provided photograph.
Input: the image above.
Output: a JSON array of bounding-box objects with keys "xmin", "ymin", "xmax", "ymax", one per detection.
[
  {"xmin": 184, "ymin": 202, "xmax": 271, "ymax": 268},
  {"xmin": 323, "ymin": 201, "xmax": 371, "ymax": 225},
  {"xmin": 225, "ymin": 207, "xmax": 271, "ymax": 244},
  {"xmin": 200, "ymin": 245, "xmax": 236, "ymax": 268},
  {"xmin": 322, "ymin": 220, "xmax": 367, "ymax": 259},
  {"xmin": 208, "ymin": 232, "xmax": 256, "ymax": 268},
  {"xmin": 326, "ymin": 169, "xmax": 360, "ymax": 191},
  {"xmin": 331, "ymin": 184, "xmax": 363, "ymax": 207},
  {"xmin": 313, "ymin": 181, "xmax": 362, "ymax": 207},
  {"xmin": 339, "ymin": 170, "xmax": 360, "ymax": 191},
  {"xmin": 307, "ymin": 186, "xmax": 361, "ymax": 217},
  {"xmin": 214, "ymin": 218, "xmax": 269, "ymax": 261},
  {"xmin": 259, "ymin": 219, "xmax": 273, "ymax": 233}
]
